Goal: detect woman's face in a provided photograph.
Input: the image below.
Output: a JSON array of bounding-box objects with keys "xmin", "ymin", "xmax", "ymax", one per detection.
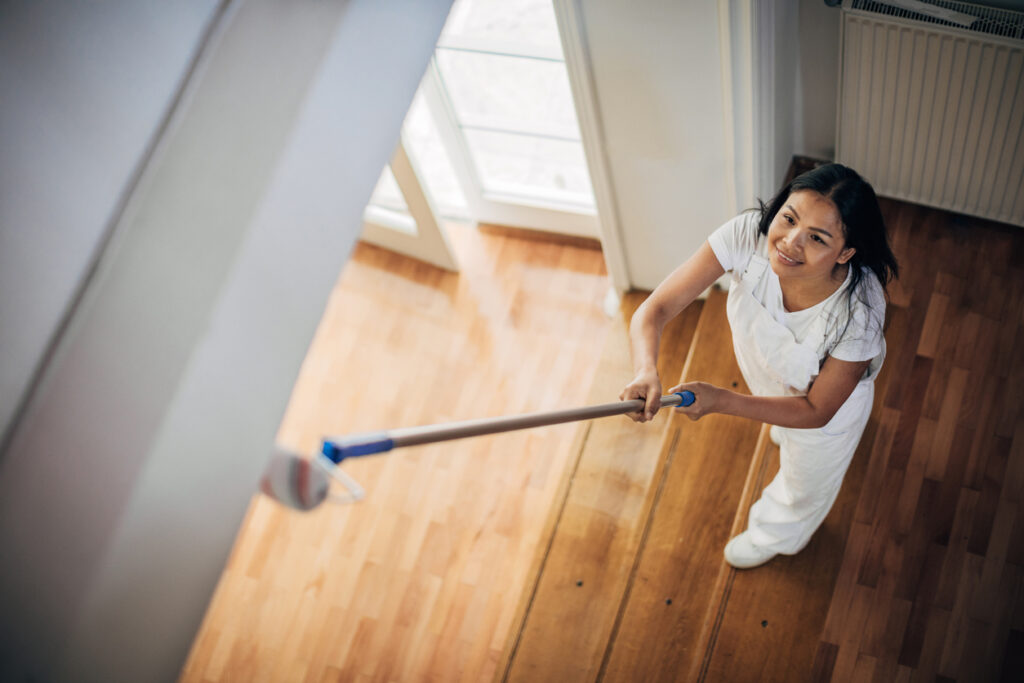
[{"xmin": 767, "ymin": 190, "xmax": 855, "ymax": 284}]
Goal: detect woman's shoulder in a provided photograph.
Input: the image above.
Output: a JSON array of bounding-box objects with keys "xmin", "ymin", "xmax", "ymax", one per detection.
[
  {"xmin": 841, "ymin": 267, "xmax": 886, "ymax": 335},
  {"xmin": 826, "ymin": 268, "xmax": 887, "ymax": 360},
  {"xmin": 708, "ymin": 210, "xmax": 762, "ymax": 272},
  {"xmin": 852, "ymin": 268, "xmax": 886, "ymax": 312},
  {"xmin": 727, "ymin": 209, "xmax": 761, "ymax": 236}
]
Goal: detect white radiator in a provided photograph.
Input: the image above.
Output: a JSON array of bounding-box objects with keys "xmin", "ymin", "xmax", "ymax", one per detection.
[{"xmin": 837, "ymin": 0, "xmax": 1024, "ymax": 227}]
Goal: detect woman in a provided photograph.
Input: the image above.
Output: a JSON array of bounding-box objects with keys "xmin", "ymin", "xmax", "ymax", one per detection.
[{"xmin": 620, "ymin": 163, "xmax": 899, "ymax": 568}]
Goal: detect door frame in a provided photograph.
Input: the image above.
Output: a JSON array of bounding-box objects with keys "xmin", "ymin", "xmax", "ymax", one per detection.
[{"xmin": 362, "ymin": 137, "xmax": 460, "ymax": 272}]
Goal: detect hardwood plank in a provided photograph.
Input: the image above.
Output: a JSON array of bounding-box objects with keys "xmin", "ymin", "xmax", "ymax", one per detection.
[
  {"xmin": 929, "ymin": 422, "xmax": 975, "ymax": 551},
  {"xmin": 859, "ymin": 544, "xmax": 908, "ymax": 656},
  {"xmin": 890, "ymin": 355, "xmax": 933, "ymax": 469},
  {"xmin": 973, "ymin": 500, "xmax": 1019, "ymax": 621},
  {"xmin": 965, "ymin": 314, "xmax": 1002, "ymax": 377},
  {"xmin": 867, "ymin": 593, "xmax": 913, "ymax": 682},
  {"xmin": 182, "ymin": 225, "xmax": 613, "ymax": 683},
  {"xmin": 936, "ymin": 552, "xmax": 984, "ymax": 677},
  {"xmin": 916, "ymin": 293, "xmax": 949, "ymax": 359},
  {"xmin": 811, "ymin": 641, "xmax": 839, "ymax": 683},
  {"xmin": 858, "ymin": 467, "xmax": 907, "ymax": 588},
  {"xmin": 186, "ymin": 191, "xmax": 1024, "ymax": 681},
  {"xmin": 698, "ymin": 368, "xmax": 892, "ymax": 681},
  {"xmin": 995, "ymin": 322, "xmax": 1024, "ymax": 438},
  {"xmin": 999, "ymin": 420, "xmax": 1024, "ymax": 507},
  {"xmin": 500, "ymin": 293, "xmax": 703, "ymax": 682},
  {"xmin": 994, "ymin": 304, "xmax": 1022, "ymax": 379},
  {"xmin": 827, "ymin": 585, "xmax": 876, "ymax": 681},
  {"xmin": 954, "ymin": 617, "xmax": 992, "ymax": 682},
  {"xmin": 921, "ymin": 359, "xmax": 952, "ymax": 423},
  {"xmin": 686, "ymin": 425, "xmax": 775, "ymax": 682},
  {"xmin": 953, "ymin": 311, "xmax": 983, "ymax": 369},
  {"xmin": 968, "ymin": 438, "xmax": 1011, "ymax": 556},
  {"xmin": 894, "ymin": 479, "xmax": 942, "ymax": 602},
  {"xmin": 933, "ymin": 304, "xmax": 965, "ymax": 365},
  {"xmin": 965, "ymin": 374, "xmax": 1003, "ymax": 492},
  {"xmin": 849, "ymin": 653, "xmax": 877, "ymax": 682},
  {"xmin": 598, "ymin": 290, "xmax": 762, "ymax": 682},
  {"xmin": 692, "ymin": 198, "xmax": 1022, "ymax": 683},
  {"xmin": 821, "ymin": 522, "xmax": 873, "ymax": 644},
  {"xmin": 1009, "ymin": 506, "xmax": 1024, "ymax": 569},
  {"xmin": 854, "ymin": 407, "xmax": 901, "ymax": 526},
  {"xmin": 898, "ymin": 549, "xmax": 948, "ymax": 668},
  {"xmin": 895, "ymin": 418, "xmax": 934, "ymax": 536},
  {"xmin": 882, "ymin": 301, "xmax": 919, "ymax": 411},
  {"xmin": 998, "ymin": 625, "xmax": 1024, "ymax": 682},
  {"xmin": 935, "ymin": 490, "xmax": 981, "ymax": 610},
  {"xmin": 905, "ymin": 605, "xmax": 951, "ymax": 682},
  {"xmin": 924, "ymin": 367, "xmax": 969, "ymax": 481}
]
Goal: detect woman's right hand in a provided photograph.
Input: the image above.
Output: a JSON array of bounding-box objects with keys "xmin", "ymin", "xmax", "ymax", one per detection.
[{"xmin": 619, "ymin": 370, "xmax": 662, "ymax": 423}]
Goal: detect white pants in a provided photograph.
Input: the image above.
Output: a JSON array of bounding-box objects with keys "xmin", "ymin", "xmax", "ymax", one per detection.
[{"xmin": 747, "ymin": 382, "xmax": 874, "ymax": 554}]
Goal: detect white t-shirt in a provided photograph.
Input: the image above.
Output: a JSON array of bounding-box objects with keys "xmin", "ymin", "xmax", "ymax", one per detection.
[{"xmin": 707, "ymin": 211, "xmax": 886, "ymax": 377}]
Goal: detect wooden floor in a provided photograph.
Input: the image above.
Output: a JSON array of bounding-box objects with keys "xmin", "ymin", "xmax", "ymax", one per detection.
[
  {"xmin": 181, "ymin": 224, "xmax": 613, "ymax": 682},
  {"xmin": 183, "ymin": 197, "xmax": 1024, "ymax": 682},
  {"xmin": 501, "ymin": 200, "xmax": 1024, "ymax": 682}
]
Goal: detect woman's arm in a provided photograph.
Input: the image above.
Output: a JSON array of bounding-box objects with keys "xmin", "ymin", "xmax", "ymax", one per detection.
[
  {"xmin": 620, "ymin": 241, "xmax": 726, "ymax": 422},
  {"xmin": 670, "ymin": 355, "xmax": 871, "ymax": 429}
]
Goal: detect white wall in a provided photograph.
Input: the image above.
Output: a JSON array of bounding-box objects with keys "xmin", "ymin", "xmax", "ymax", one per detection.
[
  {"xmin": 559, "ymin": 0, "xmax": 1024, "ymax": 290},
  {"xmin": 798, "ymin": 0, "xmax": 841, "ymax": 160},
  {"xmin": 572, "ymin": 0, "xmax": 825, "ymax": 292},
  {"xmin": 572, "ymin": 0, "xmax": 860, "ymax": 291},
  {"xmin": 0, "ymin": 0, "xmax": 454, "ymax": 680},
  {"xmin": 0, "ymin": 0, "xmax": 221, "ymax": 448},
  {"xmin": 761, "ymin": 1, "xmax": 801, "ymax": 196},
  {"xmin": 577, "ymin": 0, "xmax": 732, "ymax": 292}
]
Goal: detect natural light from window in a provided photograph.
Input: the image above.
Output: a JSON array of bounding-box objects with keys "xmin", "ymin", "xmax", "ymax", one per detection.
[{"xmin": 369, "ymin": 0, "xmax": 595, "ymax": 228}]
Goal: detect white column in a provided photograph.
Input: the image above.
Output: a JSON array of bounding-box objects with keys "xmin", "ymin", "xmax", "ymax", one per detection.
[{"xmin": 0, "ymin": 1, "xmax": 454, "ymax": 680}]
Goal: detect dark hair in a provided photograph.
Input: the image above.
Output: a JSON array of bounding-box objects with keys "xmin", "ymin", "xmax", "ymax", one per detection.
[
  {"xmin": 757, "ymin": 163, "xmax": 899, "ymax": 292},
  {"xmin": 757, "ymin": 163, "xmax": 900, "ymax": 346}
]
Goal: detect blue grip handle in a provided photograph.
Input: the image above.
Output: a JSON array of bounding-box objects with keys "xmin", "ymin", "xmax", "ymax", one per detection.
[
  {"xmin": 675, "ymin": 390, "xmax": 695, "ymax": 407},
  {"xmin": 322, "ymin": 436, "xmax": 394, "ymax": 463}
]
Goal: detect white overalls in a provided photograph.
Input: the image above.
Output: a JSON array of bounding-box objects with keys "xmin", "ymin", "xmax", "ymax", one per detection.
[{"xmin": 726, "ymin": 252, "xmax": 880, "ymax": 554}]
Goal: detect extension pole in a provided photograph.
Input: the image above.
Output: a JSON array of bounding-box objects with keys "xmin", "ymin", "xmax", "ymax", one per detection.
[{"xmin": 321, "ymin": 391, "xmax": 695, "ymax": 463}]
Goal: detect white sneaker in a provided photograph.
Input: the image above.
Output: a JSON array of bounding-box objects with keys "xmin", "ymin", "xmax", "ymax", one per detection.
[
  {"xmin": 724, "ymin": 531, "xmax": 777, "ymax": 569},
  {"xmin": 769, "ymin": 425, "xmax": 782, "ymax": 446}
]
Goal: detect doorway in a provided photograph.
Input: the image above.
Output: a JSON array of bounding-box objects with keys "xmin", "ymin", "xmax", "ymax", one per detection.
[{"xmin": 361, "ymin": 0, "xmax": 599, "ymax": 270}]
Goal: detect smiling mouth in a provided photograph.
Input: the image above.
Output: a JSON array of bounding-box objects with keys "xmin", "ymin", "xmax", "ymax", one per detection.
[{"xmin": 776, "ymin": 249, "xmax": 803, "ymax": 265}]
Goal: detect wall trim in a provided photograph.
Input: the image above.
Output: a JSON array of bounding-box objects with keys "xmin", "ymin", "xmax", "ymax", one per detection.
[
  {"xmin": 754, "ymin": 1, "xmax": 777, "ymax": 200},
  {"xmin": 553, "ymin": 0, "xmax": 631, "ymax": 293},
  {"xmin": 719, "ymin": 0, "xmax": 757, "ymax": 214}
]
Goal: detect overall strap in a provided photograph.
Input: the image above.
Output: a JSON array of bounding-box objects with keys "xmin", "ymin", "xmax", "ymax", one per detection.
[{"xmin": 740, "ymin": 253, "xmax": 770, "ymax": 285}]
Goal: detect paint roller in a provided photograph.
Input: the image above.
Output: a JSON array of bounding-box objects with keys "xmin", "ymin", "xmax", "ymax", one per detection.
[
  {"xmin": 261, "ymin": 391, "xmax": 695, "ymax": 511},
  {"xmin": 260, "ymin": 446, "xmax": 332, "ymax": 511}
]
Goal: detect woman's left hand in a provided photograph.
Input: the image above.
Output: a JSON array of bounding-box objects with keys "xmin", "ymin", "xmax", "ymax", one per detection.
[{"xmin": 668, "ymin": 381, "xmax": 729, "ymax": 421}]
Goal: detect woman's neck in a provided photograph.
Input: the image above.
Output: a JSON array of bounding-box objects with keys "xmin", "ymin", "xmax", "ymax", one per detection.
[{"xmin": 780, "ymin": 263, "xmax": 850, "ymax": 312}]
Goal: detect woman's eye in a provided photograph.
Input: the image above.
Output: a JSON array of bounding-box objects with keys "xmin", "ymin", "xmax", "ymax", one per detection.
[
  {"xmin": 812, "ymin": 235, "xmax": 824, "ymax": 244},
  {"xmin": 784, "ymin": 214, "xmax": 795, "ymax": 225}
]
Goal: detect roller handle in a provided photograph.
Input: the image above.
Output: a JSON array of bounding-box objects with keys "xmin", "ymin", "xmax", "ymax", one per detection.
[{"xmin": 322, "ymin": 391, "xmax": 695, "ymax": 463}]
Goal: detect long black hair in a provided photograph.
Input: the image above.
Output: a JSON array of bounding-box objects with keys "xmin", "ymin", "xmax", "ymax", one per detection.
[
  {"xmin": 758, "ymin": 163, "xmax": 898, "ymax": 292},
  {"xmin": 757, "ymin": 163, "xmax": 899, "ymax": 345}
]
